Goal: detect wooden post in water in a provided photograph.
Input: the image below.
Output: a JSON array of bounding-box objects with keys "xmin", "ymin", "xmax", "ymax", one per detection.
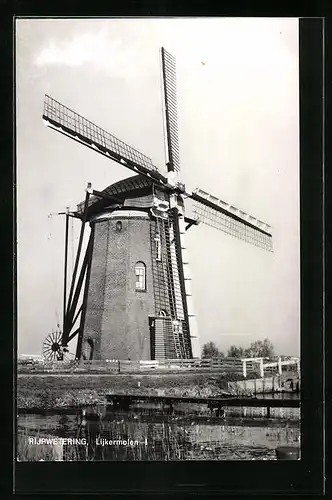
[
  {"xmin": 242, "ymin": 360, "xmax": 247, "ymax": 378},
  {"xmin": 266, "ymin": 404, "xmax": 271, "ymax": 418}
]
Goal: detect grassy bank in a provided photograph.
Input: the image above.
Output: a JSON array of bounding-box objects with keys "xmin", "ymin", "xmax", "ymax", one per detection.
[{"xmin": 17, "ymin": 371, "xmax": 248, "ymax": 409}]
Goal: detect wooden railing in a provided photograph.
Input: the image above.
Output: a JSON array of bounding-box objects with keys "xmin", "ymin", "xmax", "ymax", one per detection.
[
  {"xmin": 17, "ymin": 356, "xmax": 300, "ymax": 376},
  {"xmin": 240, "ymin": 356, "xmax": 300, "ymax": 378},
  {"xmin": 18, "ymin": 357, "xmax": 248, "ymax": 374}
]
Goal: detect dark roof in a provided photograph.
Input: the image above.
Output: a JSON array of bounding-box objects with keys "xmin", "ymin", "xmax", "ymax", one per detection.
[
  {"xmin": 103, "ymin": 174, "xmax": 154, "ymax": 197},
  {"xmin": 76, "ymin": 174, "xmax": 156, "ymax": 215}
]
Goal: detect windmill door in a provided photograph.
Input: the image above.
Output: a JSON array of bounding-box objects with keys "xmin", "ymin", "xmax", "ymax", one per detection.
[
  {"xmin": 82, "ymin": 338, "xmax": 94, "ymax": 360},
  {"xmin": 149, "ymin": 315, "xmax": 176, "ymax": 360}
]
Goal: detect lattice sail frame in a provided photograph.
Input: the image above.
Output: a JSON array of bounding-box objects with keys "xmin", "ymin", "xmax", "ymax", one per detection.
[
  {"xmin": 191, "ymin": 189, "xmax": 273, "ymax": 252},
  {"xmin": 161, "ymin": 48, "xmax": 181, "ymax": 173},
  {"xmin": 43, "ymin": 95, "xmax": 165, "ymax": 181}
]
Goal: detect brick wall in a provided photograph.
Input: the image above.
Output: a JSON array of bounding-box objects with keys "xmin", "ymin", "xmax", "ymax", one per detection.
[{"xmin": 82, "ymin": 210, "xmax": 155, "ymax": 360}]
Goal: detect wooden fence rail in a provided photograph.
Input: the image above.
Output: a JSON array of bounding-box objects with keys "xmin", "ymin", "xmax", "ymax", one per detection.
[{"xmin": 17, "ymin": 356, "xmax": 300, "ymax": 376}]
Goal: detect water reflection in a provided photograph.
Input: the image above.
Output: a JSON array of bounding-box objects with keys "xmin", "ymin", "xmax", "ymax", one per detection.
[
  {"xmin": 255, "ymin": 392, "xmax": 300, "ymax": 400},
  {"xmin": 17, "ymin": 405, "xmax": 300, "ymax": 462}
]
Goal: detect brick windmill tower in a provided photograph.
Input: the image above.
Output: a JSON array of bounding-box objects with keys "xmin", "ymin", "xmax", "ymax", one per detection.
[{"xmin": 41, "ymin": 48, "xmax": 273, "ymax": 363}]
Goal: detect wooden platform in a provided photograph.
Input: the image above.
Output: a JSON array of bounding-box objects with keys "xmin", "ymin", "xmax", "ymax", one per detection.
[{"xmin": 105, "ymin": 394, "xmax": 300, "ymax": 417}]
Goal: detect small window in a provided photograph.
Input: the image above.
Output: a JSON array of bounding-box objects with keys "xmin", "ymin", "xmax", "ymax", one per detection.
[
  {"xmin": 115, "ymin": 221, "xmax": 122, "ymax": 232},
  {"xmin": 159, "ymin": 310, "xmax": 167, "ymax": 317},
  {"xmin": 154, "ymin": 234, "xmax": 161, "ymax": 261},
  {"xmin": 135, "ymin": 261, "xmax": 146, "ymax": 291}
]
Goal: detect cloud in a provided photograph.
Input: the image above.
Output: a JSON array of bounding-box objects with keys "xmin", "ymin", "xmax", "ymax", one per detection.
[
  {"xmin": 34, "ymin": 28, "xmax": 145, "ymax": 78},
  {"xmin": 35, "ymin": 30, "xmax": 105, "ymax": 65},
  {"xmin": 33, "ymin": 19, "xmax": 296, "ymax": 83}
]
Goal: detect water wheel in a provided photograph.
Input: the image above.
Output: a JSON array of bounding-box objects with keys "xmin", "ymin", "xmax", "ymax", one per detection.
[{"xmin": 42, "ymin": 329, "xmax": 73, "ymax": 362}]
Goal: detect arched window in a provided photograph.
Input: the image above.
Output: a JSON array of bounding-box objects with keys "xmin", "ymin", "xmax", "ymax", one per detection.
[
  {"xmin": 135, "ymin": 261, "xmax": 146, "ymax": 291},
  {"xmin": 159, "ymin": 310, "xmax": 167, "ymax": 317}
]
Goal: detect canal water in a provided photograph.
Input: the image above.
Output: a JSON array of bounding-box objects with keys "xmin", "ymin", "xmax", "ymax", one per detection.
[{"xmin": 17, "ymin": 400, "xmax": 300, "ymax": 461}]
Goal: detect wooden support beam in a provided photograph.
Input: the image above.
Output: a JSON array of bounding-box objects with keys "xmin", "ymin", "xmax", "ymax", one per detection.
[
  {"xmin": 67, "ymin": 327, "xmax": 81, "ymax": 343},
  {"xmin": 72, "ymin": 304, "xmax": 82, "ymax": 330},
  {"xmin": 64, "ymin": 240, "xmax": 90, "ymax": 336},
  {"xmin": 63, "ymin": 209, "xmax": 69, "ymax": 340},
  {"xmin": 75, "ymin": 225, "xmax": 94, "ymax": 360},
  {"xmin": 91, "ymin": 189, "xmax": 122, "ymax": 204},
  {"xmin": 66, "ymin": 188, "xmax": 90, "ymax": 318},
  {"xmin": 58, "ymin": 211, "xmax": 82, "ymax": 219},
  {"xmin": 184, "ymin": 216, "xmax": 199, "ymax": 231}
]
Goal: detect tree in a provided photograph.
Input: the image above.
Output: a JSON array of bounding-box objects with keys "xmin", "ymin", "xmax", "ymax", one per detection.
[
  {"xmin": 227, "ymin": 338, "xmax": 275, "ymax": 359},
  {"xmin": 245, "ymin": 338, "xmax": 274, "ymax": 358},
  {"xmin": 202, "ymin": 342, "xmax": 224, "ymax": 359},
  {"xmin": 227, "ymin": 345, "xmax": 245, "ymax": 358}
]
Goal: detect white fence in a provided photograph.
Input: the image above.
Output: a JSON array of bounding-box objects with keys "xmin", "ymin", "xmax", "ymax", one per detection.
[{"xmin": 241, "ymin": 356, "xmax": 300, "ymax": 378}]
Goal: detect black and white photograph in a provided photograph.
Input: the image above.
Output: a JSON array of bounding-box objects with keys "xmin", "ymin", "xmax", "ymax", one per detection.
[{"xmin": 16, "ymin": 17, "xmax": 300, "ymax": 462}]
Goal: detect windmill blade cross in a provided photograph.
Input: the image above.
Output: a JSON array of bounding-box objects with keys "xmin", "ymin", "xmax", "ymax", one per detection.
[
  {"xmin": 42, "ymin": 94, "xmax": 167, "ymax": 185},
  {"xmin": 191, "ymin": 188, "xmax": 273, "ymax": 252}
]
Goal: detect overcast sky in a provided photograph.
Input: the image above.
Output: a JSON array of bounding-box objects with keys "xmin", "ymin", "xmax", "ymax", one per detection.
[{"xmin": 16, "ymin": 18, "xmax": 300, "ymax": 357}]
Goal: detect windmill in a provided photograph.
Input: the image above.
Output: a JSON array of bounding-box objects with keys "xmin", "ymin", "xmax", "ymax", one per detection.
[{"xmin": 41, "ymin": 47, "xmax": 273, "ymax": 363}]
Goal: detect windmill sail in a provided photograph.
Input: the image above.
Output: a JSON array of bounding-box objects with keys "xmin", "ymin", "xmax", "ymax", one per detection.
[
  {"xmin": 161, "ymin": 48, "xmax": 181, "ymax": 173},
  {"xmin": 42, "ymin": 94, "xmax": 167, "ymax": 185},
  {"xmin": 191, "ymin": 188, "xmax": 273, "ymax": 252}
]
